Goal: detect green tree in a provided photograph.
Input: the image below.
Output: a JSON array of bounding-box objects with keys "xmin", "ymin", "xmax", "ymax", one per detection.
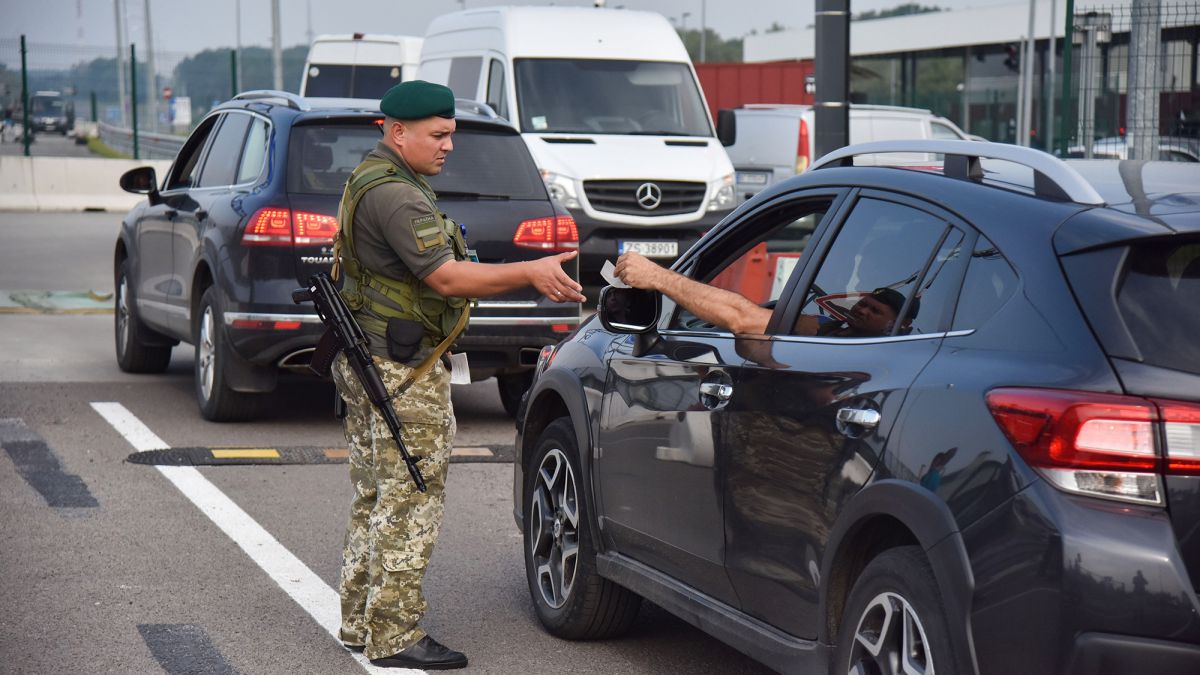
[
  {"xmin": 677, "ymin": 29, "xmax": 744, "ymax": 63},
  {"xmin": 172, "ymin": 45, "xmax": 306, "ymax": 123}
]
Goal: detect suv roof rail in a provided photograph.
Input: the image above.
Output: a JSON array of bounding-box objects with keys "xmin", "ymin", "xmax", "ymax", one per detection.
[
  {"xmin": 454, "ymin": 98, "xmax": 500, "ymax": 119},
  {"xmin": 233, "ymin": 90, "xmax": 310, "ymax": 111},
  {"xmin": 810, "ymin": 140, "xmax": 1106, "ymax": 205}
]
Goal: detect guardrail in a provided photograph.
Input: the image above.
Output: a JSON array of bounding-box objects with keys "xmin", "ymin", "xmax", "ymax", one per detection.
[{"xmin": 98, "ymin": 122, "xmax": 185, "ymax": 160}]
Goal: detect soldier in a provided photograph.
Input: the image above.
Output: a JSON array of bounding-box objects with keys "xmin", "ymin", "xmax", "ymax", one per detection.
[{"xmin": 331, "ymin": 80, "xmax": 584, "ymax": 669}]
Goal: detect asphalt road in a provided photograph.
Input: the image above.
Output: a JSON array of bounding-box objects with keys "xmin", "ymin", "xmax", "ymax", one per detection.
[
  {"xmin": 0, "ymin": 210, "xmax": 773, "ymax": 675},
  {"xmin": 0, "ymin": 129, "xmax": 96, "ymax": 157}
]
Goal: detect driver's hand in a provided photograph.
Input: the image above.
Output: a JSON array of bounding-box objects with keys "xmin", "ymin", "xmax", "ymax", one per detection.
[{"xmin": 614, "ymin": 252, "xmax": 663, "ymax": 290}]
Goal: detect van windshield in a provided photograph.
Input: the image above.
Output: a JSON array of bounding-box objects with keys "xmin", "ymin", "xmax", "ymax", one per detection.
[
  {"xmin": 514, "ymin": 59, "xmax": 712, "ymax": 137},
  {"xmin": 31, "ymin": 96, "xmax": 65, "ymax": 115},
  {"xmin": 304, "ymin": 64, "xmax": 402, "ymax": 99}
]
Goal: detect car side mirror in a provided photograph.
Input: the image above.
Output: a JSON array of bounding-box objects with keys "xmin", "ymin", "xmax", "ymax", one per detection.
[
  {"xmin": 716, "ymin": 109, "xmax": 737, "ymax": 147},
  {"xmin": 598, "ymin": 286, "xmax": 660, "ymax": 334},
  {"xmin": 120, "ymin": 166, "xmax": 161, "ymax": 204}
]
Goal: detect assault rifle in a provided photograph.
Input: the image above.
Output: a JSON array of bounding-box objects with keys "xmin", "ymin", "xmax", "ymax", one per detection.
[{"xmin": 292, "ymin": 272, "xmax": 427, "ymax": 492}]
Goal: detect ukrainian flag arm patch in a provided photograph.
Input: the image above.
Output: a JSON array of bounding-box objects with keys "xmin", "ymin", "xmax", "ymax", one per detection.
[{"xmin": 410, "ymin": 214, "xmax": 445, "ymax": 251}]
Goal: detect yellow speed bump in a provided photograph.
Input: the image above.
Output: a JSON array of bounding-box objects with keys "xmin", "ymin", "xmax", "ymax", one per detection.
[{"xmin": 211, "ymin": 448, "xmax": 280, "ymax": 459}]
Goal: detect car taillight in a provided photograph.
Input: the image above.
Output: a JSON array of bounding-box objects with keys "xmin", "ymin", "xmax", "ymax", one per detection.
[
  {"xmin": 242, "ymin": 208, "xmax": 338, "ymax": 247},
  {"xmin": 513, "ymin": 215, "xmax": 578, "ymax": 251},
  {"xmin": 796, "ymin": 118, "xmax": 810, "ymax": 173},
  {"xmin": 987, "ymin": 388, "xmax": 1200, "ymax": 505}
]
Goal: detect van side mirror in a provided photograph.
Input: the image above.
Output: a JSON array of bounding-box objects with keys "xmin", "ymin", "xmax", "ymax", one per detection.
[
  {"xmin": 598, "ymin": 286, "xmax": 660, "ymax": 334},
  {"xmin": 120, "ymin": 166, "xmax": 161, "ymax": 204},
  {"xmin": 716, "ymin": 109, "xmax": 737, "ymax": 147}
]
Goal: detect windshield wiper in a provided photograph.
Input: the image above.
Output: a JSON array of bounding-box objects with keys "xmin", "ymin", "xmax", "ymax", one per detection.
[
  {"xmin": 436, "ymin": 190, "xmax": 511, "ymax": 200},
  {"xmin": 626, "ymin": 130, "xmax": 697, "ymax": 136}
]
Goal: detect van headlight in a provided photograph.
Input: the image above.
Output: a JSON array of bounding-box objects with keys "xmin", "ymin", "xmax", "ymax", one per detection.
[
  {"xmin": 541, "ymin": 171, "xmax": 581, "ymax": 210},
  {"xmin": 707, "ymin": 173, "xmax": 735, "ymax": 212}
]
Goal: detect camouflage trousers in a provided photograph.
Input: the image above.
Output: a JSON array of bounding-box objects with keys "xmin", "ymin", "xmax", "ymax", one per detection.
[{"xmin": 331, "ymin": 353, "xmax": 455, "ymax": 661}]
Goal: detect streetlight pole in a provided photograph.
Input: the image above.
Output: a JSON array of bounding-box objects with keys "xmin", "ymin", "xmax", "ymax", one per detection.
[
  {"xmin": 271, "ymin": 0, "xmax": 283, "ymax": 91},
  {"xmin": 235, "ymin": 0, "xmax": 243, "ymax": 93},
  {"xmin": 114, "ymin": 0, "xmax": 127, "ymax": 127},
  {"xmin": 700, "ymin": 0, "xmax": 707, "ymax": 63},
  {"xmin": 143, "ymin": 0, "xmax": 157, "ymax": 132},
  {"xmin": 814, "ymin": 0, "xmax": 851, "ymax": 158}
]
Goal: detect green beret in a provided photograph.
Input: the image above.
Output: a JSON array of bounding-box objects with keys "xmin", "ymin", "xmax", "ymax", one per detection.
[{"xmin": 380, "ymin": 80, "xmax": 456, "ymax": 120}]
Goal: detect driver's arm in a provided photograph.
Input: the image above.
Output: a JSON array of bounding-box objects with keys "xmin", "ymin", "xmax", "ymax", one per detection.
[{"xmin": 614, "ymin": 252, "xmax": 771, "ymax": 335}]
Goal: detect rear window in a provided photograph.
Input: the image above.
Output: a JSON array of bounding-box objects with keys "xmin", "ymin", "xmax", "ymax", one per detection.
[
  {"xmin": 287, "ymin": 122, "xmax": 547, "ymax": 200},
  {"xmin": 1117, "ymin": 238, "xmax": 1200, "ymax": 374},
  {"xmin": 304, "ymin": 64, "xmax": 402, "ymax": 99}
]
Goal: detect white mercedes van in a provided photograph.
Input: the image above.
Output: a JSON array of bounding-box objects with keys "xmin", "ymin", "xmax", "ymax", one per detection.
[
  {"xmin": 419, "ymin": 6, "xmax": 736, "ymax": 287},
  {"xmin": 300, "ymin": 33, "xmax": 423, "ymax": 99}
]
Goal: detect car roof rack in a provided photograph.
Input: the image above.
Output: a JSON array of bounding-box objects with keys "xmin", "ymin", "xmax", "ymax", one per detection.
[
  {"xmin": 232, "ymin": 90, "xmax": 310, "ymax": 111},
  {"xmin": 454, "ymin": 98, "xmax": 500, "ymax": 119},
  {"xmin": 809, "ymin": 139, "xmax": 1106, "ymax": 206}
]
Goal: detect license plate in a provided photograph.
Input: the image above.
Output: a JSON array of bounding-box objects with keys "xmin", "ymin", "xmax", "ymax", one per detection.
[
  {"xmin": 619, "ymin": 241, "xmax": 678, "ymax": 258},
  {"xmin": 737, "ymin": 171, "xmax": 770, "ymax": 185}
]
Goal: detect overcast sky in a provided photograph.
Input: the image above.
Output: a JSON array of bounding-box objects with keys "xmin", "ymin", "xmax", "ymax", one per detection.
[{"xmin": 5, "ymin": 0, "xmax": 1005, "ymax": 55}]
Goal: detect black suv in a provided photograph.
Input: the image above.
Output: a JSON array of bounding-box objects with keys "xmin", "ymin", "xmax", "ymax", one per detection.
[
  {"xmin": 514, "ymin": 141, "xmax": 1200, "ymax": 674},
  {"xmin": 115, "ymin": 91, "xmax": 579, "ymax": 420}
]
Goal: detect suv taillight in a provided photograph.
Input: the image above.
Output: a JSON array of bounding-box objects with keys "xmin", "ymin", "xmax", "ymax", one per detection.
[
  {"xmin": 242, "ymin": 208, "xmax": 338, "ymax": 246},
  {"xmin": 513, "ymin": 215, "xmax": 578, "ymax": 251},
  {"xmin": 986, "ymin": 388, "xmax": 1200, "ymax": 505},
  {"xmin": 796, "ymin": 118, "xmax": 810, "ymax": 174}
]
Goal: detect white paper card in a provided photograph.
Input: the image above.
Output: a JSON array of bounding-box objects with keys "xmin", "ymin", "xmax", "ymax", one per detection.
[
  {"xmin": 449, "ymin": 352, "xmax": 471, "ymax": 385},
  {"xmin": 601, "ymin": 260, "xmax": 630, "ymax": 288}
]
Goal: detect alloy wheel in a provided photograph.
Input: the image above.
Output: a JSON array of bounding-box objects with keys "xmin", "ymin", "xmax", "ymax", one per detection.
[
  {"xmin": 529, "ymin": 447, "xmax": 580, "ymax": 609},
  {"xmin": 116, "ymin": 276, "xmax": 130, "ymax": 357},
  {"xmin": 846, "ymin": 591, "xmax": 934, "ymax": 675},
  {"xmin": 198, "ymin": 305, "xmax": 216, "ymax": 402}
]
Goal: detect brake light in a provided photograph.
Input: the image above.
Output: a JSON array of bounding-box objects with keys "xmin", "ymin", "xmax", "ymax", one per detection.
[
  {"xmin": 1158, "ymin": 400, "xmax": 1200, "ymax": 475},
  {"xmin": 796, "ymin": 118, "xmax": 810, "ymax": 173},
  {"xmin": 513, "ymin": 215, "xmax": 578, "ymax": 251},
  {"xmin": 242, "ymin": 208, "xmax": 339, "ymax": 247},
  {"xmin": 987, "ymin": 388, "xmax": 1162, "ymax": 504}
]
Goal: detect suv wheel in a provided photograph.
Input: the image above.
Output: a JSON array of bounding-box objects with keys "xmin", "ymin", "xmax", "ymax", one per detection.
[
  {"xmin": 498, "ymin": 371, "xmax": 533, "ymax": 419},
  {"xmin": 524, "ymin": 418, "xmax": 641, "ymax": 639},
  {"xmin": 194, "ymin": 287, "xmax": 262, "ymax": 422},
  {"xmin": 114, "ymin": 259, "xmax": 172, "ymax": 373},
  {"xmin": 836, "ymin": 546, "xmax": 958, "ymax": 675}
]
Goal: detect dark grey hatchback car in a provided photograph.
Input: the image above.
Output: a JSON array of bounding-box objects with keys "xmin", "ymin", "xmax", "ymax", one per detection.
[{"xmin": 513, "ymin": 140, "xmax": 1200, "ymax": 674}]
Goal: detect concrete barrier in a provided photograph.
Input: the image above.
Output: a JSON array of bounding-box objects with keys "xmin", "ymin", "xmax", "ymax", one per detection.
[{"xmin": 0, "ymin": 156, "xmax": 172, "ymax": 212}]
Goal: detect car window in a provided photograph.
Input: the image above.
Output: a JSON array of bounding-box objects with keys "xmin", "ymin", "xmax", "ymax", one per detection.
[
  {"xmin": 1116, "ymin": 237, "xmax": 1200, "ymax": 375},
  {"xmin": 197, "ymin": 113, "xmax": 251, "ymax": 188},
  {"xmin": 288, "ymin": 122, "xmax": 379, "ymax": 195},
  {"xmin": 236, "ymin": 117, "xmax": 269, "ymax": 185},
  {"xmin": 930, "ymin": 121, "xmax": 964, "ymax": 141},
  {"xmin": 951, "ymin": 235, "xmax": 1017, "ymax": 331},
  {"xmin": 670, "ymin": 199, "xmax": 829, "ymax": 332},
  {"xmin": 448, "ymin": 57, "xmax": 483, "ymax": 99},
  {"xmin": 791, "ymin": 197, "xmax": 949, "ymax": 338},
  {"xmin": 486, "ymin": 58, "xmax": 508, "ymax": 119},
  {"xmin": 165, "ymin": 115, "xmax": 219, "ymax": 191},
  {"xmin": 427, "ymin": 127, "xmax": 546, "ymax": 199}
]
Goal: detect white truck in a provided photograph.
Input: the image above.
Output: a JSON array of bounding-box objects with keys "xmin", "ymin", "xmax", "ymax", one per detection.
[
  {"xmin": 300, "ymin": 33, "xmax": 423, "ymax": 100},
  {"xmin": 419, "ymin": 6, "xmax": 737, "ymax": 287}
]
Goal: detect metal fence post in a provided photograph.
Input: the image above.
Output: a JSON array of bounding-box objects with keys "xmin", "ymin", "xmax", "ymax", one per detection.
[
  {"xmin": 231, "ymin": 49, "xmax": 238, "ymax": 99},
  {"xmin": 20, "ymin": 35, "xmax": 31, "ymax": 157},
  {"xmin": 91, "ymin": 91, "xmax": 98, "ymax": 122},
  {"xmin": 1059, "ymin": 0, "xmax": 1076, "ymax": 155},
  {"xmin": 130, "ymin": 43, "xmax": 139, "ymax": 160}
]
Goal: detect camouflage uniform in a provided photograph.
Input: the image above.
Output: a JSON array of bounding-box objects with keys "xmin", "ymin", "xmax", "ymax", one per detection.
[{"xmin": 332, "ymin": 352, "xmax": 456, "ymax": 660}]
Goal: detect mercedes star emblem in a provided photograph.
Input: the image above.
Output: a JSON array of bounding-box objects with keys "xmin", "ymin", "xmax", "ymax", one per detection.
[{"xmin": 636, "ymin": 182, "xmax": 663, "ymax": 210}]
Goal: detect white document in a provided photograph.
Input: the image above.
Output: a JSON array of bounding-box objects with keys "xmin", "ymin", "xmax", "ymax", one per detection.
[
  {"xmin": 449, "ymin": 352, "xmax": 471, "ymax": 385},
  {"xmin": 601, "ymin": 260, "xmax": 630, "ymax": 288}
]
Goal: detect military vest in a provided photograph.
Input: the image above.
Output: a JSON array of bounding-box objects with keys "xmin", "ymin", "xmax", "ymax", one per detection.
[{"xmin": 331, "ymin": 156, "xmax": 470, "ymax": 347}]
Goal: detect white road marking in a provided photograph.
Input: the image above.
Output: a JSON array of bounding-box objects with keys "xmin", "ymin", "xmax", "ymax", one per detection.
[{"xmin": 90, "ymin": 402, "xmax": 422, "ymax": 674}]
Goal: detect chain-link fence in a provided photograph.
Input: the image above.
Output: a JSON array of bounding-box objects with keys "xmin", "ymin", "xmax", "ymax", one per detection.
[
  {"xmin": 0, "ymin": 37, "xmax": 307, "ymax": 159},
  {"xmin": 1067, "ymin": 2, "xmax": 1199, "ymax": 158}
]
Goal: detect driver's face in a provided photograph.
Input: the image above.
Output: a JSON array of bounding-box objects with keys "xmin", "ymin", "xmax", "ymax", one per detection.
[{"xmin": 846, "ymin": 295, "xmax": 897, "ymax": 335}]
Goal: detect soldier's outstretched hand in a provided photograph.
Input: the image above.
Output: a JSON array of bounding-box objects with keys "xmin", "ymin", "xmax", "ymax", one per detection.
[{"xmin": 529, "ymin": 251, "xmax": 586, "ymax": 303}]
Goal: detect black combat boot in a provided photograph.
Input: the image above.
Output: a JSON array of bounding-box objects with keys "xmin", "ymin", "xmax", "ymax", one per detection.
[{"xmin": 369, "ymin": 635, "xmax": 468, "ymax": 670}]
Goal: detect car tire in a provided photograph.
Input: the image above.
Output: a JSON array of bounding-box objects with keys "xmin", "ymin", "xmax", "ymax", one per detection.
[
  {"xmin": 194, "ymin": 286, "xmax": 263, "ymax": 422},
  {"xmin": 497, "ymin": 371, "xmax": 534, "ymax": 419},
  {"xmin": 834, "ymin": 545, "xmax": 961, "ymax": 675},
  {"xmin": 114, "ymin": 259, "xmax": 173, "ymax": 374},
  {"xmin": 524, "ymin": 418, "xmax": 641, "ymax": 639}
]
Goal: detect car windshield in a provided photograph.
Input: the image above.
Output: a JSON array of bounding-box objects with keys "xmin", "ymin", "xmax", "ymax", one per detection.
[
  {"xmin": 287, "ymin": 121, "xmax": 547, "ymax": 200},
  {"xmin": 514, "ymin": 58, "xmax": 712, "ymax": 136},
  {"xmin": 304, "ymin": 64, "xmax": 402, "ymax": 99},
  {"xmin": 31, "ymin": 97, "xmax": 65, "ymax": 115}
]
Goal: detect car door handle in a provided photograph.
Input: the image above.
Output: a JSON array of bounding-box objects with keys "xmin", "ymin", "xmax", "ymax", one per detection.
[
  {"xmin": 165, "ymin": 209, "xmax": 178, "ymax": 219},
  {"xmin": 196, "ymin": 209, "xmax": 208, "ymax": 221},
  {"xmin": 699, "ymin": 382, "xmax": 733, "ymax": 401},
  {"xmin": 837, "ymin": 407, "xmax": 881, "ymax": 428}
]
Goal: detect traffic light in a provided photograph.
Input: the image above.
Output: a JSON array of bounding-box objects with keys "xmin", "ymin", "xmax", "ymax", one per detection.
[{"xmin": 1003, "ymin": 44, "xmax": 1020, "ymax": 72}]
